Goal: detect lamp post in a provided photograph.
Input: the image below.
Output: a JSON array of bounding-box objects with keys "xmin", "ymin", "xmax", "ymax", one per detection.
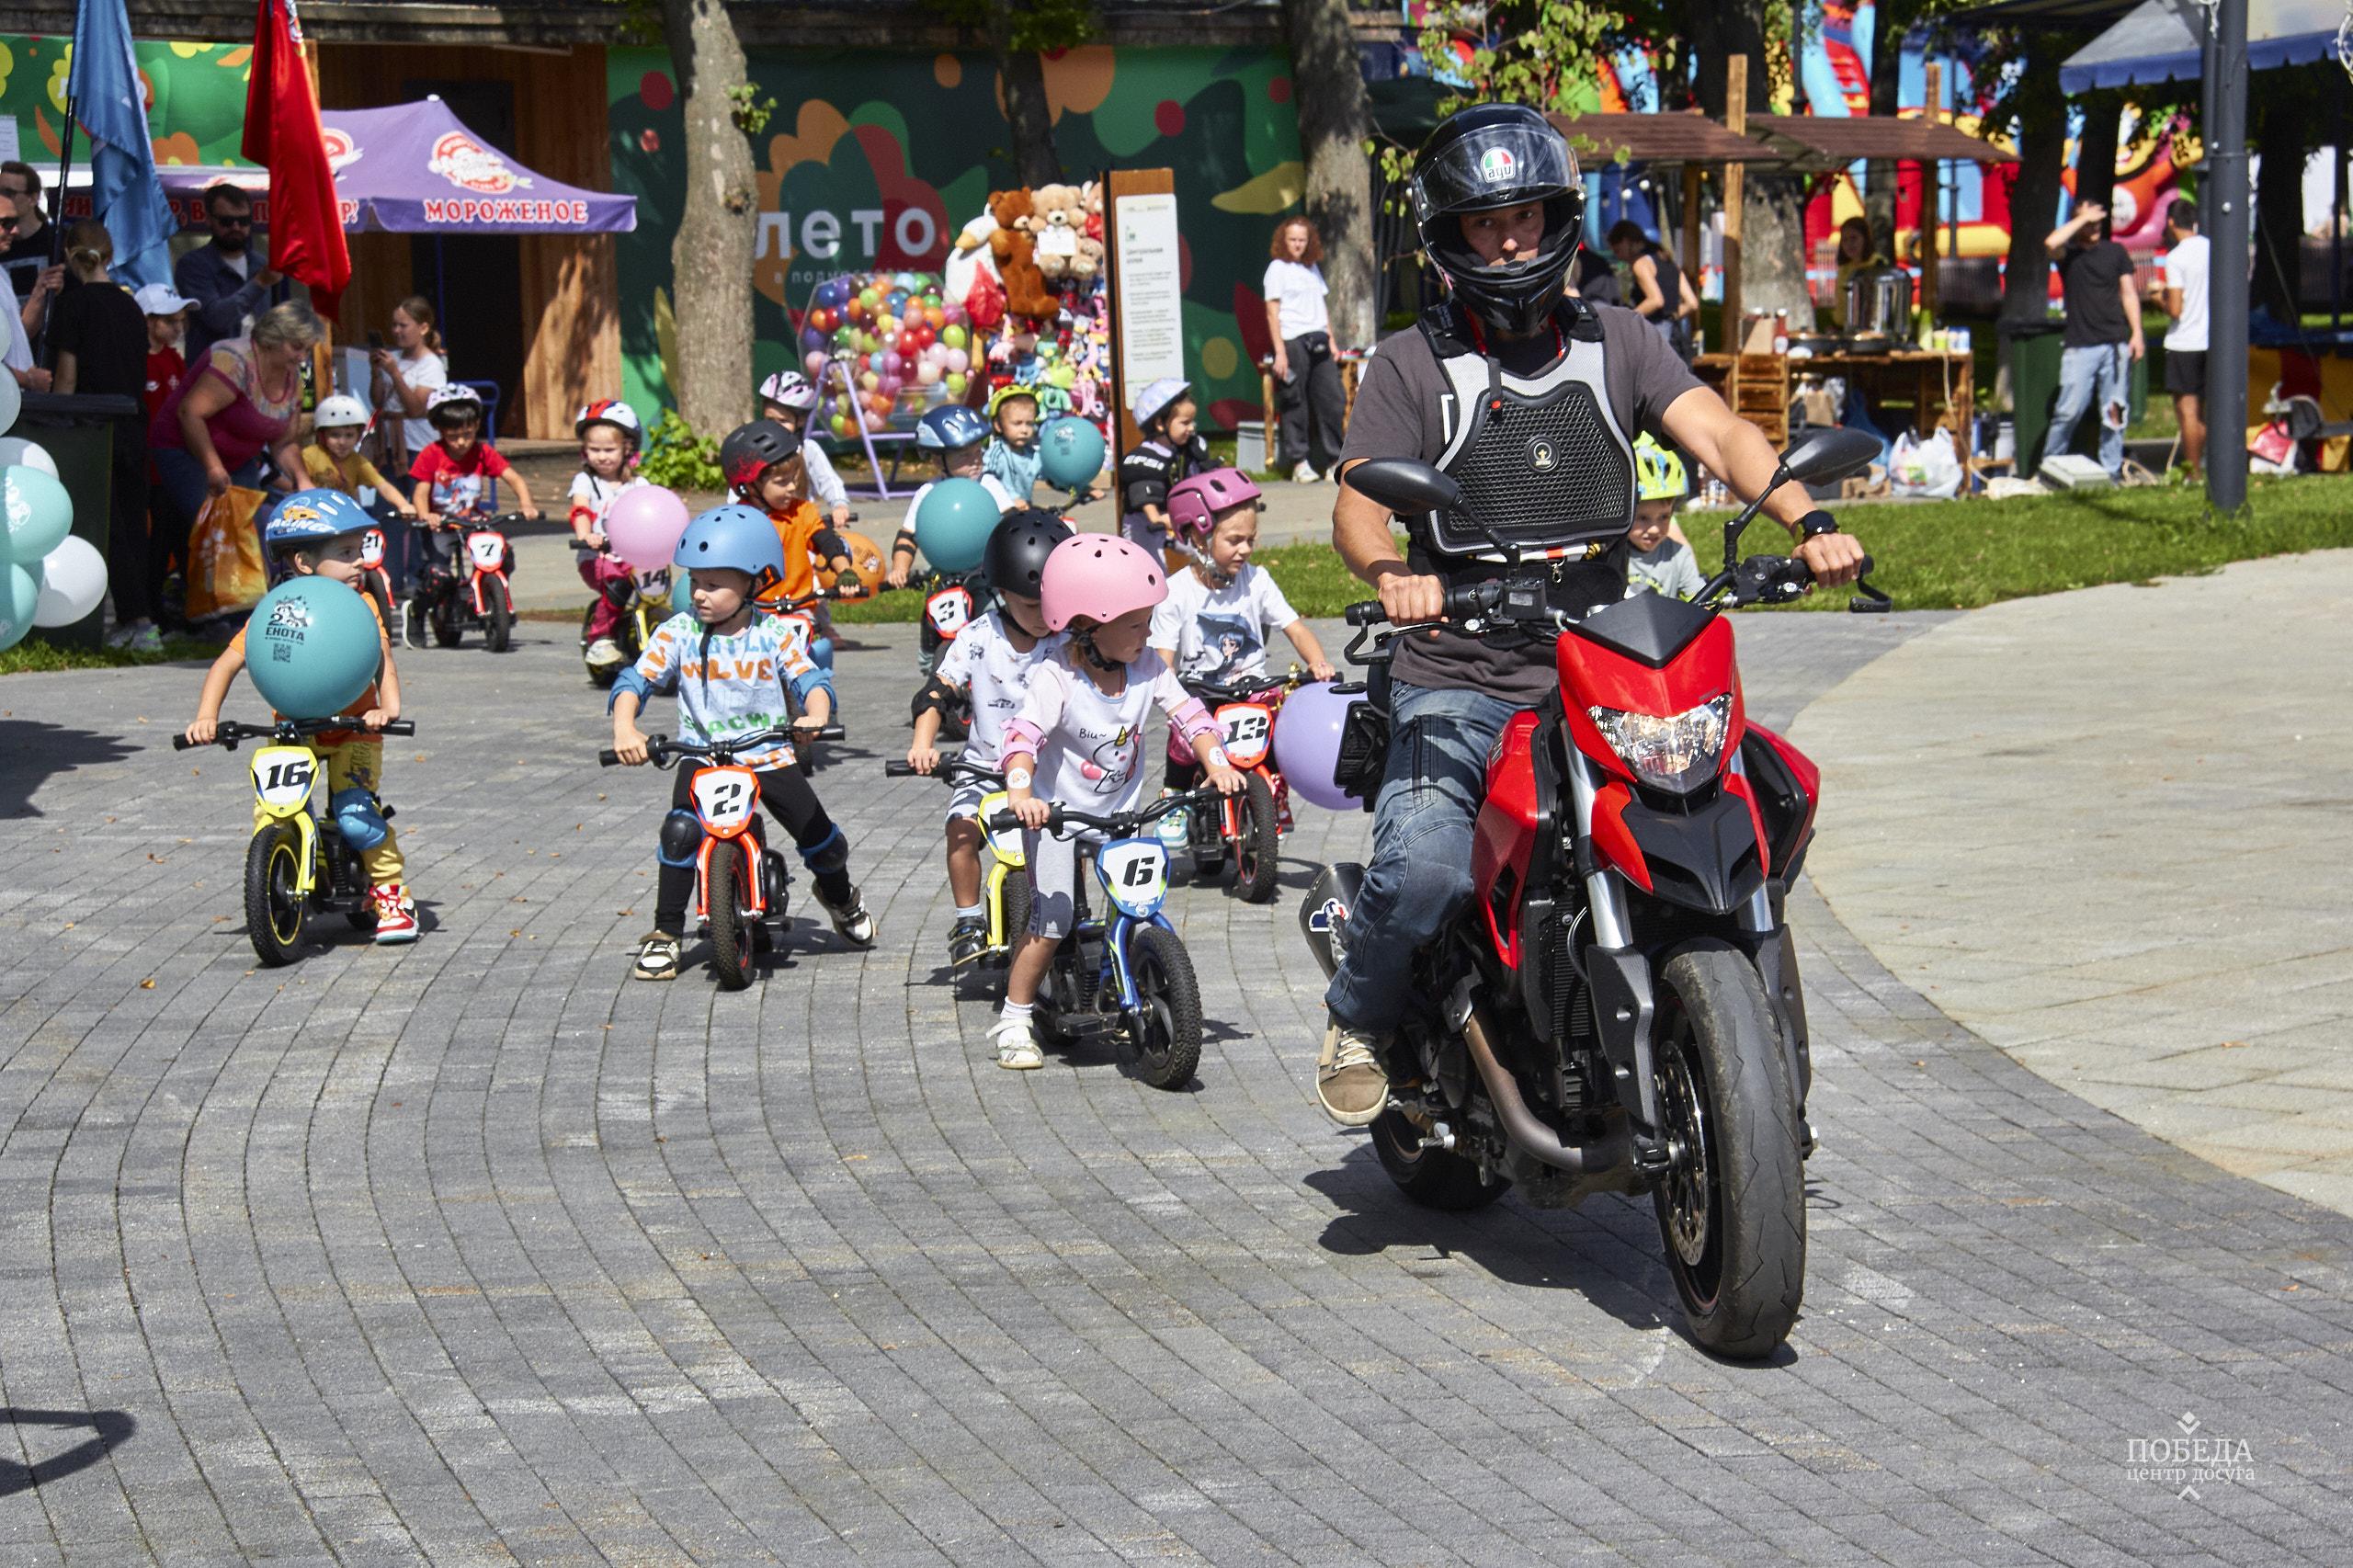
[{"xmin": 2203, "ymin": 0, "xmax": 2249, "ymax": 510}]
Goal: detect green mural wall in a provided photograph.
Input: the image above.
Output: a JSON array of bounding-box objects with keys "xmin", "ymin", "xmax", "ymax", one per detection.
[
  {"xmin": 606, "ymin": 45, "xmax": 1309, "ymax": 435},
  {"xmin": 0, "ymin": 36, "xmax": 254, "ymax": 170}
]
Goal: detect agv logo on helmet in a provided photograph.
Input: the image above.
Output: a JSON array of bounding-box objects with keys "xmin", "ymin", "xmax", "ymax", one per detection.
[{"xmin": 1479, "ymin": 147, "xmax": 1518, "ymax": 184}]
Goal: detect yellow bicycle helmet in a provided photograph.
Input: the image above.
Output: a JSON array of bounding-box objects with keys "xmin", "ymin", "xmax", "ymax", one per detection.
[
  {"xmin": 1634, "ymin": 434, "xmax": 1688, "ymax": 502},
  {"xmin": 986, "ymin": 383, "xmax": 1041, "ymax": 420}
]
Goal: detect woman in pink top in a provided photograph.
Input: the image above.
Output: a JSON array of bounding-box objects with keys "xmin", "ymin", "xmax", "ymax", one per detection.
[{"xmin": 150, "ymin": 301, "xmax": 322, "ymax": 580}]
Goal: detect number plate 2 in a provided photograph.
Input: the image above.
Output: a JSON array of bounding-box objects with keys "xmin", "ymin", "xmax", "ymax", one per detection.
[
  {"xmin": 251, "ymin": 744, "xmax": 318, "ymax": 812},
  {"xmin": 925, "ymin": 585, "xmax": 973, "ymax": 638},
  {"xmin": 466, "ymin": 531, "xmax": 506, "ymax": 571},
  {"xmin": 691, "ymin": 765, "xmax": 760, "ymax": 836},
  {"xmin": 1097, "ymin": 837, "xmax": 1170, "ymax": 919},
  {"xmin": 1218, "ymin": 702, "xmax": 1274, "ymax": 769}
]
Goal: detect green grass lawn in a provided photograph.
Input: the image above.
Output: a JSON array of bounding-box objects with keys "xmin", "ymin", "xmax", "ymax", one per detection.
[{"xmin": 0, "ymin": 634, "xmax": 225, "ymax": 676}]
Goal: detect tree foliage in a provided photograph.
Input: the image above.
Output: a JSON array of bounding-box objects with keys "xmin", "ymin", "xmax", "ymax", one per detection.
[{"xmin": 1374, "ymin": 0, "xmax": 1630, "ymax": 196}]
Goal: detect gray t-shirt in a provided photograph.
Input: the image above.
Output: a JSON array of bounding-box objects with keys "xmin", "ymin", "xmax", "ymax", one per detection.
[{"xmin": 1339, "ymin": 302, "xmax": 1706, "ymax": 706}]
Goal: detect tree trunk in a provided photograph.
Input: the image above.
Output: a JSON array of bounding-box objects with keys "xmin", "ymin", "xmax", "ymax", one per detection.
[
  {"xmin": 663, "ymin": 0, "xmax": 756, "ymax": 436},
  {"xmin": 2072, "ymin": 91, "xmax": 2120, "ymax": 218},
  {"xmin": 2251, "ymin": 86, "xmax": 2311, "ymax": 323},
  {"xmin": 1280, "ymin": 0, "xmax": 1376, "ymax": 348},
  {"xmin": 1999, "ymin": 45, "xmax": 2068, "ymax": 333},
  {"xmin": 998, "ymin": 45, "xmax": 1063, "ymax": 187},
  {"xmin": 1739, "ymin": 173, "xmax": 1817, "ymax": 318}
]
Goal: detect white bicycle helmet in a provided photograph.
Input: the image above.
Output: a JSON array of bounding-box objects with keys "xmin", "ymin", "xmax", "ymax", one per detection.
[
  {"xmin": 313, "ymin": 393, "xmax": 370, "ymax": 431},
  {"xmin": 575, "ymin": 397, "xmax": 642, "ymax": 446},
  {"xmin": 760, "ymin": 370, "xmax": 821, "ymax": 413},
  {"xmin": 1133, "ymin": 377, "xmax": 1192, "ymax": 428},
  {"xmin": 426, "ymin": 383, "xmax": 484, "ymax": 425}
]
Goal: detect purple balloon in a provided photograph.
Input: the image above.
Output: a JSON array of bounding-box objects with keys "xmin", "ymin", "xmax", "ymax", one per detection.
[
  {"xmin": 1272, "ymin": 680, "xmax": 1368, "ymax": 812},
  {"xmin": 880, "ymin": 349, "xmax": 903, "ymax": 374}
]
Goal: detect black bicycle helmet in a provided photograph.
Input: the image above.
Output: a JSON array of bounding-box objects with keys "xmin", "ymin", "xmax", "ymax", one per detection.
[
  {"xmin": 983, "ymin": 508, "xmax": 1073, "ymax": 597},
  {"xmin": 719, "ymin": 420, "xmax": 801, "ymax": 492},
  {"xmin": 1411, "ymin": 103, "xmax": 1586, "ymax": 338}
]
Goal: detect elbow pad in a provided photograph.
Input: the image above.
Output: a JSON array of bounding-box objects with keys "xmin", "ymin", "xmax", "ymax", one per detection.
[
  {"xmin": 1169, "ymin": 697, "xmax": 1218, "ymax": 745},
  {"xmin": 911, "ymin": 675, "xmax": 957, "ymax": 722},
  {"xmin": 1002, "ymin": 719, "xmax": 1044, "ymax": 757}
]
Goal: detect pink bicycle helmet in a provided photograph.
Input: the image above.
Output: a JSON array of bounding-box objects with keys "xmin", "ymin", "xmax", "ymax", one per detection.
[
  {"xmin": 1040, "ymin": 533, "xmax": 1166, "ymax": 631},
  {"xmin": 1166, "ymin": 469, "xmax": 1264, "ymax": 540}
]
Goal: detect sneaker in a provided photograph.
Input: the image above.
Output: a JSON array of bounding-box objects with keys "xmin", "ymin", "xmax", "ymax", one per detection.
[
  {"xmin": 631, "ymin": 929, "xmax": 682, "ymax": 981},
  {"xmin": 370, "ymin": 883, "xmax": 419, "ymax": 944},
  {"xmin": 948, "ymin": 915, "xmax": 988, "ymax": 968},
  {"xmin": 816, "ymin": 884, "xmax": 876, "ymax": 947},
  {"xmin": 131, "ymin": 625, "xmax": 165, "ymax": 654},
  {"xmin": 585, "ymin": 636, "xmax": 625, "ymax": 669},
  {"xmin": 1317, "ymin": 1018, "xmax": 1391, "ymax": 1127},
  {"xmin": 105, "ymin": 622, "xmax": 141, "ymax": 649},
  {"xmin": 1290, "ymin": 460, "xmax": 1319, "ymax": 484},
  {"xmin": 990, "ymin": 1015, "xmax": 1044, "ymax": 1070}
]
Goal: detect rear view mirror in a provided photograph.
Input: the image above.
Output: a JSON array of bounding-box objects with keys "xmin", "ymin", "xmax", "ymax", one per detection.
[
  {"xmin": 1341, "ymin": 458, "xmax": 1462, "ymax": 517},
  {"xmin": 1779, "ymin": 426, "xmax": 1882, "ymax": 486}
]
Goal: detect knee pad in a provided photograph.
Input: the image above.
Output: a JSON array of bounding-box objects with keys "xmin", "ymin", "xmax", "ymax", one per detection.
[
  {"xmin": 657, "ymin": 809, "xmax": 701, "ymax": 868},
  {"xmin": 330, "ymin": 787, "xmax": 390, "ymax": 851},
  {"xmin": 797, "ymin": 824, "xmax": 850, "ymax": 877}
]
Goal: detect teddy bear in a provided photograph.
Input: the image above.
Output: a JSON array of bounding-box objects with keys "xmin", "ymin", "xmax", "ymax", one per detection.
[
  {"xmin": 1069, "ymin": 233, "xmax": 1105, "ymax": 282},
  {"xmin": 1081, "ymin": 179, "xmax": 1105, "ymax": 244},
  {"xmin": 985, "ymin": 187, "xmax": 1058, "ymax": 324},
  {"xmin": 1030, "ymin": 182, "xmax": 1083, "ymax": 282}
]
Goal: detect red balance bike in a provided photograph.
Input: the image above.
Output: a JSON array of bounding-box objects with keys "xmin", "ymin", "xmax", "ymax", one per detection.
[
  {"xmin": 598, "ymin": 722, "xmax": 845, "ymax": 990},
  {"xmin": 1302, "ymin": 428, "xmax": 1887, "ymax": 1358},
  {"xmin": 407, "ymin": 511, "xmax": 523, "ymax": 653},
  {"xmin": 1164, "ymin": 667, "xmax": 1305, "ymax": 903}
]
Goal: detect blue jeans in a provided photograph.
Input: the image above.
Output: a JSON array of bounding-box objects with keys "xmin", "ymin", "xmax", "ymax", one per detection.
[
  {"xmin": 1324, "ymin": 679, "xmax": 1520, "ymax": 1030},
  {"xmin": 2043, "ymin": 343, "xmax": 2128, "ymax": 478}
]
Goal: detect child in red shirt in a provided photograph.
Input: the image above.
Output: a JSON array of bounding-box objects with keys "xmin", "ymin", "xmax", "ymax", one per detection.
[{"xmin": 407, "ymin": 385, "xmax": 538, "ymax": 521}]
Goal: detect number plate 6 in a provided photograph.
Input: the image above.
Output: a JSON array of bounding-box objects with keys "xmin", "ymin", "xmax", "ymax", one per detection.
[
  {"xmin": 1097, "ymin": 838, "xmax": 1170, "ymax": 919},
  {"xmin": 691, "ymin": 766, "xmax": 760, "ymax": 835},
  {"xmin": 466, "ymin": 531, "xmax": 506, "ymax": 571},
  {"xmin": 1218, "ymin": 702, "xmax": 1274, "ymax": 769}
]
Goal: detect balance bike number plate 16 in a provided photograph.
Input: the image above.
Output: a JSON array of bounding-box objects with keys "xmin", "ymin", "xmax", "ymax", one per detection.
[
  {"xmin": 251, "ymin": 745, "xmax": 318, "ymax": 812},
  {"xmin": 692, "ymin": 766, "xmax": 761, "ymax": 836},
  {"xmin": 1217, "ymin": 703, "xmax": 1275, "ymax": 769},
  {"xmin": 925, "ymin": 585, "xmax": 973, "ymax": 640},
  {"xmin": 1097, "ymin": 839, "xmax": 1171, "ymax": 919},
  {"xmin": 466, "ymin": 531, "xmax": 506, "ymax": 573},
  {"xmin": 358, "ymin": 528, "xmax": 387, "ymax": 571}
]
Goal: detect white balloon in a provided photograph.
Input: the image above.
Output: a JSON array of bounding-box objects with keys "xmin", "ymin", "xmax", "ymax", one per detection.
[
  {"xmin": 0, "ymin": 437, "xmax": 56, "ymax": 479},
  {"xmin": 30, "ymin": 533, "xmax": 106, "ymax": 627},
  {"xmin": 0, "ymin": 369, "xmax": 21, "ymax": 438}
]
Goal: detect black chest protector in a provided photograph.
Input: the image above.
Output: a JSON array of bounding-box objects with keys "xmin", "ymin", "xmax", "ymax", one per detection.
[{"xmin": 1408, "ymin": 301, "xmax": 1636, "ymax": 565}]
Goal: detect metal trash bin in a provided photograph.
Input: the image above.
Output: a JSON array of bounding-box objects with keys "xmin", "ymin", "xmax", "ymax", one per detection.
[{"xmin": 14, "ymin": 392, "xmax": 138, "ymax": 650}]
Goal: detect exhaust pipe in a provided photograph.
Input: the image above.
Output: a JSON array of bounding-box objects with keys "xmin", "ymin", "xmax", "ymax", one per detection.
[{"xmin": 1461, "ymin": 999, "xmax": 1628, "ymax": 1177}]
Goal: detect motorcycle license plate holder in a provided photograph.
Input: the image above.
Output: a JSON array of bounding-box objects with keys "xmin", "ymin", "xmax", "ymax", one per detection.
[
  {"xmin": 466, "ymin": 530, "xmax": 507, "ymax": 573},
  {"xmin": 1215, "ymin": 702, "xmax": 1275, "ymax": 769},
  {"xmin": 1095, "ymin": 836, "xmax": 1170, "ymax": 920}
]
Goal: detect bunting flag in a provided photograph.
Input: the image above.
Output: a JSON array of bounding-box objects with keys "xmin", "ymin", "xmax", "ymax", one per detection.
[{"xmin": 242, "ymin": 0, "xmax": 349, "ymax": 319}]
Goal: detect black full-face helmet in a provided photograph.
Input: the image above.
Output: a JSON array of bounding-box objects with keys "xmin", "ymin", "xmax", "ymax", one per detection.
[{"xmin": 1411, "ymin": 103, "xmax": 1587, "ymax": 338}]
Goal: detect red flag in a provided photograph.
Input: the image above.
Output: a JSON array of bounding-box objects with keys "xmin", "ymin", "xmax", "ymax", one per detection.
[{"xmin": 243, "ymin": 0, "xmax": 348, "ymax": 320}]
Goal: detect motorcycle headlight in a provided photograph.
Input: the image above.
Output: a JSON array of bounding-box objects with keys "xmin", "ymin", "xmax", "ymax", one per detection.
[{"xmin": 1587, "ymin": 695, "xmax": 1733, "ymax": 793}]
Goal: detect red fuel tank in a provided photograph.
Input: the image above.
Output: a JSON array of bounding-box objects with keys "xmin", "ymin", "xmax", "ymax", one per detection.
[{"xmin": 1471, "ymin": 710, "xmax": 1544, "ymax": 969}]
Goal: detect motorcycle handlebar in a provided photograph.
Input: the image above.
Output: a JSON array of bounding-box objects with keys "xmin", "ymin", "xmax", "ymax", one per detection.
[
  {"xmin": 986, "ymin": 786, "xmax": 1222, "ymax": 837},
  {"xmin": 884, "ymin": 755, "xmax": 1006, "ymax": 784},
  {"xmin": 599, "ymin": 723, "xmax": 845, "ymax": 767},
  {"xmin": 175, "ymin": 716, "xmax": 415, "ymax": 751}
]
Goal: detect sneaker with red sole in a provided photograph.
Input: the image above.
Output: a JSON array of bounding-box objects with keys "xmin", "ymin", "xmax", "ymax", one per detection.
[{"xmin": 371, "ymin": 883, "xmax": 419, "ymax": 944}]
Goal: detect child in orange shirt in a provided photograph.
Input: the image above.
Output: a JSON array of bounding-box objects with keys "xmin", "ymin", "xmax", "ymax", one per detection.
[{"xmin": 718, "ymin": 420, "xmax": 864, "ymax": 670}]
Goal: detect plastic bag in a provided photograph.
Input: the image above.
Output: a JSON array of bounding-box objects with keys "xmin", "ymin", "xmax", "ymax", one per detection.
[
  {"xmin": 1888, "ymin": 428, "xmax": 1963, "ymax": 499},
  {"xmin": 184, "ymin": 485, "xmax": 270, "ymax": 620}
]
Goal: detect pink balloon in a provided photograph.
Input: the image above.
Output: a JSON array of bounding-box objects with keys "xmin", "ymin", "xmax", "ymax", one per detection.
[
  {"xmin": 802, "ymin": 349, "xmax": 827, "ymax": 378},
  {"xmin": 945, "ymin": 348, "xmax": 970, "ymax": 373},
  {"xmin": 915, "ymin": 361, "xmax": 943, "ymax": 385},
  {"xmin": 604, "ymin": 484, "xmax": 691, "ymax": 572},
  {"xmin": 880, "ymin": 349, "xmax": 903, "ymax": 374}
]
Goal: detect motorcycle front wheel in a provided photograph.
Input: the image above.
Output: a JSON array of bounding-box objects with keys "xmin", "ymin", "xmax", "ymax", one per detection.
[
  {"xmin": 1652, "ymin": 939, "xmax": 1806, "ymax": 1358},
  {"xmin": 1122, "ymin": 926, "xmax": 1201, "ymax": 1090},
  {"xmin": 244, "ymin": 822, "xmax": 309, "ymax": 967}
]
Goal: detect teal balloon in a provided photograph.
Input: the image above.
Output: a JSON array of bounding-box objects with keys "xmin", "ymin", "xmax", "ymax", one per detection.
[
  {"xmin": 0, "ymin": 465, "xmax": 71, "ymax": 565},
  {"xmin": 243, "ymin": 578, "xmax": 383, "ymax": 719},
  {"xmin": 912, "ymin": 477, "xmax": 1000, "ymax": 574},
  {"xmin": 0, "ymin": 561, "xmax": 36, "ymax": 651},
  {"xmin": 1038, "ymin": 416, "xmax": 1107, "ymax": 490}
]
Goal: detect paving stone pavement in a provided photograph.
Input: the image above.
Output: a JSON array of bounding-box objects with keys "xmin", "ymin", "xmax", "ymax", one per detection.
[
  {"xmin": 1793, "ymin": 551, "xmax": 2353, "ymax": 1220},
  {"xmin": 3, "ymin": 606, "xmax": 2349, "ymax": 1565}
]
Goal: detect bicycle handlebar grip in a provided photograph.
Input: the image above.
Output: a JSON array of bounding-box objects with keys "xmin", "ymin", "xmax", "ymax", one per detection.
[
  {"xmin": 597, "ymin": 749, "xmax": 622, "ymax": 767},
  {"xmin": 1344, "ymin": 600, "xmax": 1385, "ymax": 627},
  {"xmin": 987, "ymin": 809, "xmax": 1019, "ymax": 833},
  {"xmin": 380, "ymin": 720, "xmax": 416, "ymax": 736},
  {"xmin": 883, "ymin": 761, "xmax": 915, "ymax": 776},
  {"xmin": 172, "ymin": 733, "xmax": 198, "ymax": 751}
]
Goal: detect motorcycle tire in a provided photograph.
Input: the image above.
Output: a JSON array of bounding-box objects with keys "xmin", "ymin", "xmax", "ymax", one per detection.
[
  {"xmin": 1122, "ymin": 925, "xmax": 1202, "ymax": 1090},
  {"xmin": 482, "ymin": 576, "xmax": 515, "ymax": 653},
  {"xmin": 244, "ymin": 822, "xmax": 309, "ymax": 967},
  {"xmin": 430, "ymin": 594, "xmax": 462, "ymax": 648},
  {"xmin": 1652, "ymin": 939, "xmax": 1807, "ymax": 1359},
  {"xmin": 706, "ymin": 846, "xmax": 755, "ymax": 991},
  {"xmin": 1231, "ymin": 772, "xmax": 1281, "ymax": 904},
  {"xmin": 1370, "ymin": 1107, "xmax": 1508, "ymax": 1210}
]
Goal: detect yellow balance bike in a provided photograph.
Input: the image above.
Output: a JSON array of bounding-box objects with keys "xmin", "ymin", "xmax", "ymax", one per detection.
[
  {"xmin": 884, "ymin": 753, "xmax": 1030, "ymax": 980},
  {"xmin": 176, "ymin": 715, "xmax": 417, "ymax": 966}
]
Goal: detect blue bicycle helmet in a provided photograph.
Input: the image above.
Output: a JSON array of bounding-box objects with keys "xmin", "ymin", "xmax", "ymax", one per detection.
[
  {"xmin": 674, "ymin": 503, "xmax": 787, "ymax": 593},
  {"xmin": 262, "ymin": 488, "xmax": 372, "ymax": 552},
  {"xmin": 916, "ymin": 403, "xmax": 989, "ymax": 452}
]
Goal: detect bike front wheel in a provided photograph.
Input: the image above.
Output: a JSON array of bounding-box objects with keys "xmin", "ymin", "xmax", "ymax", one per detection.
[
  {"xmin": 244, "ymin": 822, "xmax": 309, "ymax": 967},
  {"xmin": 482, "ymin": 575, "xmax": 515, "ymax": 653},
  {"xmin": 1231, "ymin": 772, "xmax": 1281, "ymax": 903},
  {"xmin": 1122, "ymin": 925, "xmax": 1202, "ymax": 1090},
  {"xmin": 705, "ymin": 843, "xmax": 755, "ymax": 991}
]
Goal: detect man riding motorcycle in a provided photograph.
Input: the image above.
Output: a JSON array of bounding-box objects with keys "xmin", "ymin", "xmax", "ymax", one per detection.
[{"xmin": 1316, "ymin": 103, "xmax": 1867, "ymax": 1125}]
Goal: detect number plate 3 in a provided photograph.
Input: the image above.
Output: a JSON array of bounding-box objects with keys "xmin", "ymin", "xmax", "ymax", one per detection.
[
  {"xmin": 691, "ymin": 765, "xmax": 760, "ymax": 836},
  {"xmin": 251, "ymin": 744, "xmax": 318, "ymax": 813},
  {"xmin": 1096, "ymin": 837, "xmax": 1170, "ymax": 918}
]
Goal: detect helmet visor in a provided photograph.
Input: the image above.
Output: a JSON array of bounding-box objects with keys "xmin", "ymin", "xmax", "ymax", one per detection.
[{"xmin": 1413, "ymin": 123, "xmax": 1581, "ymax": 221}]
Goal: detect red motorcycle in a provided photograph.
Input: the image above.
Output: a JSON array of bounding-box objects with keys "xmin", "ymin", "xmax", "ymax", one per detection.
[{"xmin": 1302, "ymin": 428, "xmax": 1886, "ymax": 1358}]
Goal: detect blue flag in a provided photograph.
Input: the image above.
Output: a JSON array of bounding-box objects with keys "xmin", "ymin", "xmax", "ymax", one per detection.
[{"xmin": 68, "ymin": 0, "xmax": 175, "ymax": 289}]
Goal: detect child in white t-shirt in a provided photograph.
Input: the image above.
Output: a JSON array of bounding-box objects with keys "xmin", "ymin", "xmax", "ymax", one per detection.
[
  {"xmin": 905, "ymin": 511, "xmax": 1069, "ymax": 969},
  {"xmin": 993, "ymin": 535, "xmax": 1241, "ymax": 1071},
  {"xmin": 571, "ymin": 400, "xmax": 648, "ymax": 673}
]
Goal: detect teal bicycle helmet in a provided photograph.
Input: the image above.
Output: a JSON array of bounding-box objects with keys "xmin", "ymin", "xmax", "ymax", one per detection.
[{"xmin": 674, "ymin": 504, "xmax": 788, "ymax": 594}]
